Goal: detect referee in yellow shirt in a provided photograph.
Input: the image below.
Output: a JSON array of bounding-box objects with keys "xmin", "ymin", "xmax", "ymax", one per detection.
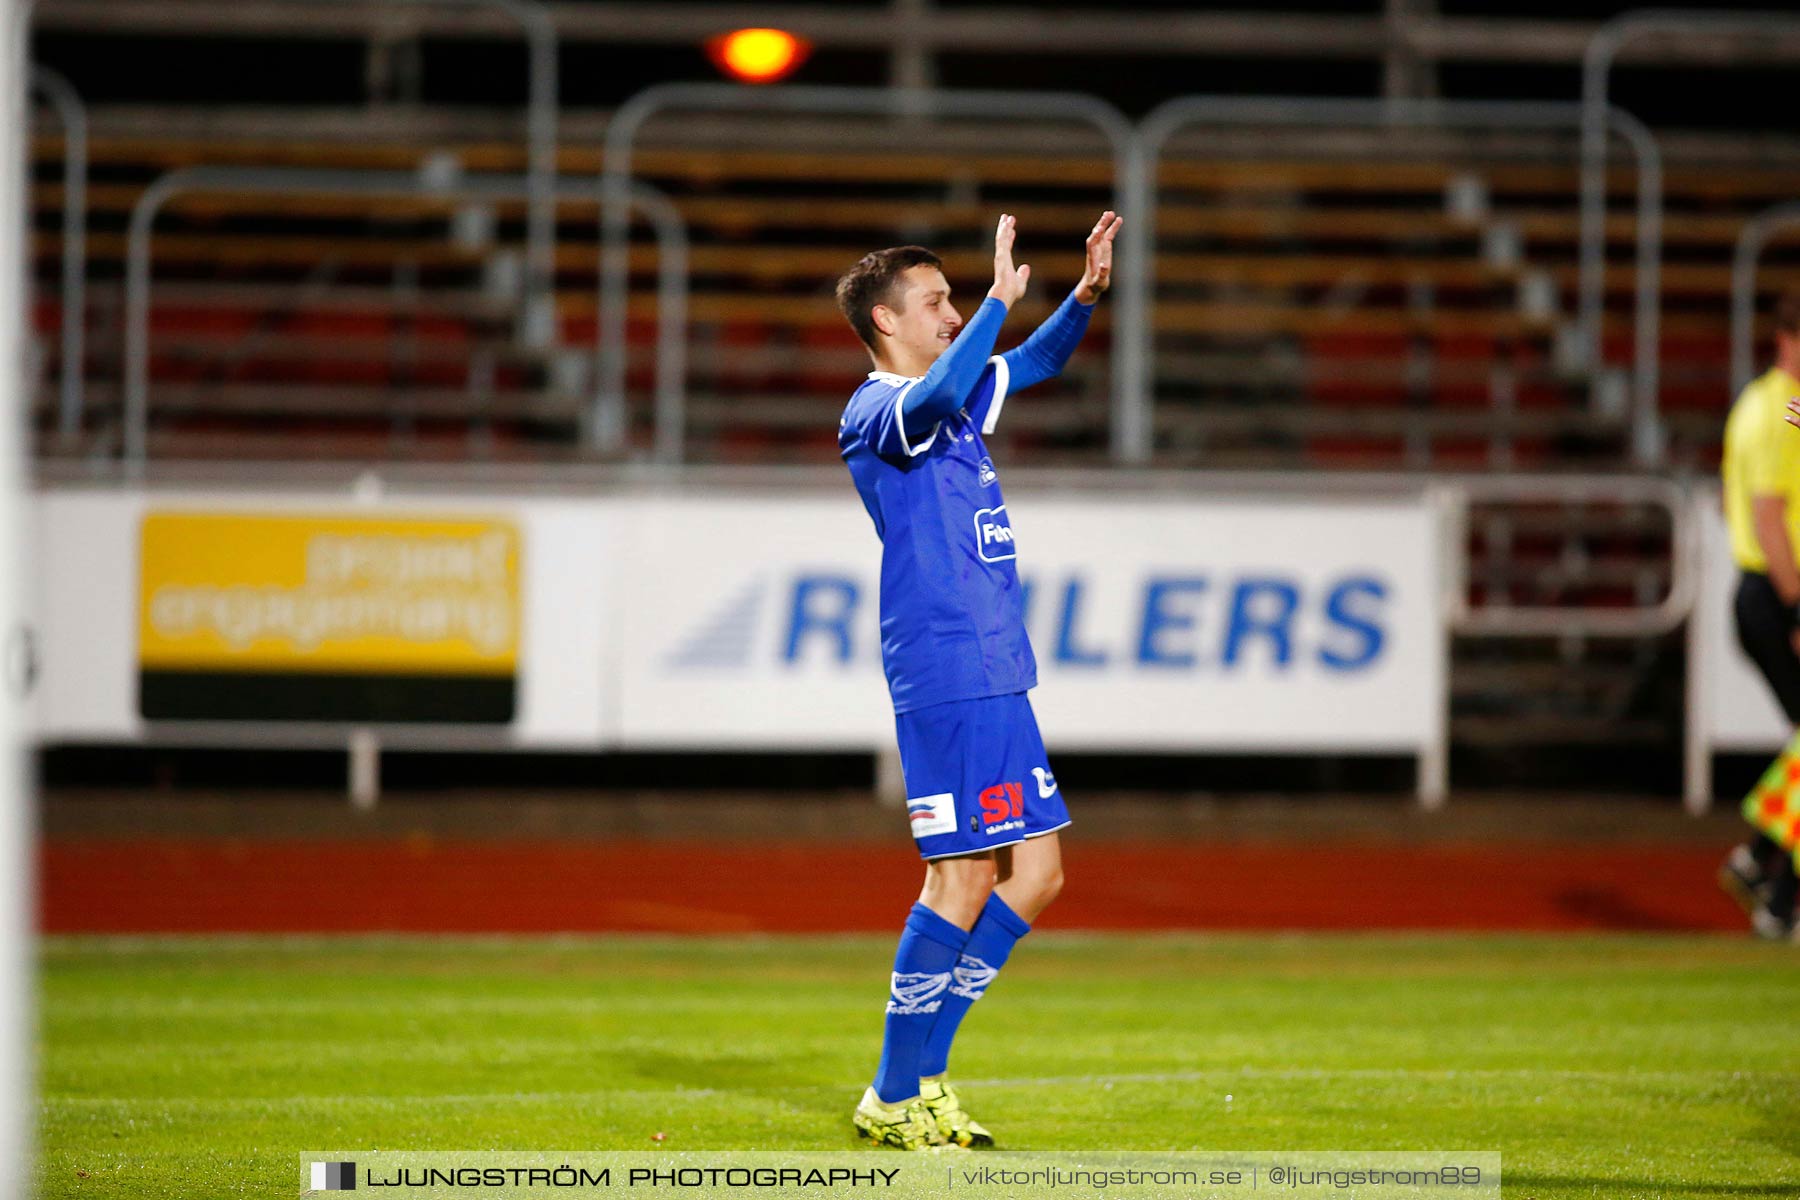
[{"xmin": 1721, "ymin": 290, "xmax": 1800, "ymax": 937}]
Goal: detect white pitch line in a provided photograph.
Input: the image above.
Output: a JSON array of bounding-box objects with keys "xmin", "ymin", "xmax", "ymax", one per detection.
[
  {"xmin": 43, "ymin": 1086, "xmax": 731, "ymax": 1109},
  {"xmin": 41, "ymin": 1065, "xmax": 1793, "ymax": 1110},
  {"xmin": 955, "ymin": 1067, "xmax": 1794, "ymax": 1086}
]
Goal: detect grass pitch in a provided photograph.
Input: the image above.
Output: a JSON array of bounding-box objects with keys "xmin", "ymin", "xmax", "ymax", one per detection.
[{"xmin": 38, "ymin": 933, "xmax": 1800, "ymax": 1198}]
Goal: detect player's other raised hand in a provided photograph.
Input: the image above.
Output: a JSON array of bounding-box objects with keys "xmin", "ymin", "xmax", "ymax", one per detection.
[
  {"xmin": 1075, "ymin": 210, "xmax": 1123, "ymax": 304},
  {"xmin": 987, "ymin": 213, "xmax": 1030, "ymax": 309}
]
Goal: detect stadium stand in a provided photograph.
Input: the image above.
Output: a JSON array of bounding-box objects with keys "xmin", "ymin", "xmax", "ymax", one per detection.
[{"xmin": 26, "ymin": 116, "xmax": 1800, "ymax": 471}]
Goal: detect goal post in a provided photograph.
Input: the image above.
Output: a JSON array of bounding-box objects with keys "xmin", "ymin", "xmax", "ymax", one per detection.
[{"xmin": 0, "ymin": 1, "xmax": 36, "ymax": 1194}]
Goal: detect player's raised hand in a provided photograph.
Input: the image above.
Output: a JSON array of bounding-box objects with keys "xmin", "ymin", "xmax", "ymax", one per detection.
[
  {"xmin": 987, "ymin": 213, "xmax": 1030, "ymax": 308},
  {"xmin": 1075, "ymin": 210, "xmax": 1123, "ymax": 304},
  {"xmin": 1786, "ymin": 396, "xmax": 1800, "ymax": 430}
]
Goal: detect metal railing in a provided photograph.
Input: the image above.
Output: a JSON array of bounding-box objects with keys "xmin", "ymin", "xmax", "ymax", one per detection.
[
  {"xmin": 1730, "ymin": 202, "xmax": 1800, "ymax": 396},
  {"xmin": 1438, "ymin": 473, "xmax": 1695, "ymax": 639},
  {"xmin": 1581, "ymin": 8, "xmax": 1800, "ymax": 457},
  {"xmin": 124, "ymin": 166, "xmax": 689, "ymax": 475},
  {"xmin": 595, "ymin": 84, "xmax": 1666, "ymax": 468},
  {"xmin": 28, "ymin": 65, "xmax": 83, "ymax": 440},
  {"xmin": 630, "ymin": 185, "xmax": 689, "ymax": 466},
  {"xmin": 24, "ymin": 73, "xmax": 1686, "ymax": 474},
  {"xmin": 594, "ymin": 82, "xmax": 1142, "ymax": 459},
  {"xmin": 87, "ymin": 0, "xmax": 559, "ymax": 350},
  {"xmin": 1135, "ymin": 96, "xmax": 1663, "ymax": 467},
  {"xmin": 152, "ymin": 0, "xmax": 557, "ymax": 349},
  {"xmin": 1427, "ymin": 472, "xmax": 1696, "ymax": 805},
  {"xmin": 22, "ymin": 0, "xmax": 559, "ymax": 445},
  {"xmin": 350, "ymin": 0, "xmax": 561, "ymax": 347}
]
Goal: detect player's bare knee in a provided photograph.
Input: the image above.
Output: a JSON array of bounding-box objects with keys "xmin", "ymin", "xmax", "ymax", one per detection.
[
  {"xmin": 920, "ymin": 855, "xmax": 996, "ymax": 927},
  {"xmin": 947, "ymin": 858, "xmax": 998, "ymax": 904},
  {"xmin": 1016, "ymin": 864, "xmax": 1062, "ymax": 915}
]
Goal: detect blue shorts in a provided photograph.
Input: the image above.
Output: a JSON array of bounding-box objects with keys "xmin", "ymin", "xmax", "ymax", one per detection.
[{"xmin": 895, "ymin": 691, "xmax": 1071, "ymax": 861}]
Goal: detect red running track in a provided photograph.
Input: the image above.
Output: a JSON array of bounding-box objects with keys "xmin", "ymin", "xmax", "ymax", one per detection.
[{"xmin": 40, "ymin": 838, "xmax": 1747, "ymax": 933}]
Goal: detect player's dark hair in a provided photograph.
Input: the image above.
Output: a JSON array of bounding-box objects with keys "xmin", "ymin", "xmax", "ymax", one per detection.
[
  {"xmin": 1777, "ymin": 290, "xmax": 1800, "ymax": 338},
  {"xmin": 835, "ymin": 246, "xmax": 943, "ymax": 351}
]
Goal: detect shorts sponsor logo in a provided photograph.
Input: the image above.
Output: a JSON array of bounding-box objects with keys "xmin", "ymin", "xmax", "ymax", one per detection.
[
  {"xmin": 906, "ymin": 792, "xmax": 957, "ymax": 840},
  {"xmin": 1032, "ymin": 766, "xmax": 1058, "ymax": 798},
  {"xmin": 973, "ymin": 505, "xmax": 1016, "ymax": 563},
  {"xmin": 979, "ymin": 782, "xmax": 1024, "ymax": 834},
  {"xmin": 888, "ymin": 970, "xmax": 951, "ymax": 1015}
]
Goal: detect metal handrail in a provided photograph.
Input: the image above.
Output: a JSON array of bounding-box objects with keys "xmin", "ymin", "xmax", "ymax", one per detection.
[
  {"xmin": 1581, "ymin": 10, "xmax": 1800, "ymax": 442},
  {"xmin": 464, "ymin": 0, "xmax": 559, "ymax": 349},
  {"xmin": 46, "ymin": 0, "xmax": 556, "ymax": 343},
  {"xmin": 1136, "ymin": 96, "xmax": 1663, "ymax": 466},
  {"xmin": 594, "ymin": 82, "xmax": 1143, "ymax": 459},
  {"xmin": 343, "ymin": 0, "xmax": 561, "ymax": 345},
  {"xmin": 123, "ymin": 167, "xmax": 688, "ymax": 474},
  {"xmin": 1438, "ymin": 473, "xmax": 1696, "ymax": 638},
  {"xmin": 21, "ymin": 0, "xmax": 558, "ymax": 416},
  {"xmin": 1730, "ymin": 202, "xmax": 1800, "ymax": 396},
  {"xmin": 630, "ymin": 185, "xmax": 688, "ymax": 465},
  {"xmin": 28, "ymin": 65, "xmax": 84, "ymax": 440}
]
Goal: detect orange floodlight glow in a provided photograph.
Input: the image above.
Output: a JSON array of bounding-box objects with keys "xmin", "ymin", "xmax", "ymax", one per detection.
[{"xmin": 707, "ymin": 28, "xmax": 811, "ymax": 84}]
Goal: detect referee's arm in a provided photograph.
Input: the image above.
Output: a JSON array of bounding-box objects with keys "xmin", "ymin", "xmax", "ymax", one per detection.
[
  {"xmin": 1772, "ymin": 393, "xmax": 1800, "ymax": 615},
  {"xmin": 1751, "ymin": 494, "xmax": 1800, "ymax": 607}
]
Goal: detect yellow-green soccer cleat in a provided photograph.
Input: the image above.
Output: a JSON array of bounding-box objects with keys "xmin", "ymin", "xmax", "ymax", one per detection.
[
  {"xmin": 919, "ymin": 1078, "xmax": 994, "ymax": 1148},
  {"xmin": 853, "ymin": 1087, "xmax": 947, "ymax": 1150}
]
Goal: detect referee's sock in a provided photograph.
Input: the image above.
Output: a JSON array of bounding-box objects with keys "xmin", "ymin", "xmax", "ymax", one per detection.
[
  {"xmin": 918, "ymin": 892, "xmax": 1032, "ymax": 1080},
  {"xmin": 872, "ymin": 903, "xmax": 970, "ymax": 1105},
  {"xmin": 1749, "ymin": 832, "xmax": 1783, "ymax": 870}
]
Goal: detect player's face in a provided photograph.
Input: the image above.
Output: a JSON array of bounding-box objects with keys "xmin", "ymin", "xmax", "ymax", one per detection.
[{"xmin": 885, "ymin": 266, "xmax": 963, "ymax": 365}]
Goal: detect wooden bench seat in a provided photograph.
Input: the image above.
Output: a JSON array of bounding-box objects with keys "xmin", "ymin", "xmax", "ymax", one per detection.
[{"xmin": 33, "ymin": 181, "xmax": 1788, "ymax": 253}]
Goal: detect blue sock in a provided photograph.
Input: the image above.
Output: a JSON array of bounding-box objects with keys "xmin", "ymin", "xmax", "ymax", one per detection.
[
  {"xmin": 872, "ymin": 903, "xmax": 969, "ymax": 1104},
  {"xmin": 918, "ymin": 892, "xmax": 1031, "ymax": 1079}
]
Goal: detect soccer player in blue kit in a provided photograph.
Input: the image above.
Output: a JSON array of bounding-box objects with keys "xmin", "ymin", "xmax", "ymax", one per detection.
[{"xmin": 835, "ymin": 210, "xmax": 1122, "ymax": 1149}]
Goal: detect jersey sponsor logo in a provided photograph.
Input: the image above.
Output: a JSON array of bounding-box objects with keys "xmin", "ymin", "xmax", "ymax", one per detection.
[
  {"xmin": 906, "ymin": 791, "xmax": 957, "ymax": 839},
  {"xmin": 1032, "ymin": 766, "xmax": 1058, "ymax": 798},
  {"xmin": 974, "ymin": 505, "xmax": 1016, "ymax": 563},
  {"xmin": 978, "ymin": 457, "xmax": 998, "ymax": 486},
  {"xmin": 888, "ymin": 970, "xmax": 951, "ymax": 1015},
  {"xmin": 979, "ymin": 782, "xmax": 1024, "ymax": 834}
]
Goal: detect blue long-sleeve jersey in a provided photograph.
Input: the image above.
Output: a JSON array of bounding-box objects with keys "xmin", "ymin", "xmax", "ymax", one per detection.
[{"xmin": 838, "ymin": 289, "xmax": 1094, "ymax": 713}]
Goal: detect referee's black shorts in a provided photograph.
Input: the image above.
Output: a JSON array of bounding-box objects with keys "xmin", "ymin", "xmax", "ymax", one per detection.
[{"xmin": 1734, "ymin": 570, "xmax": 1800, "ymax": 725}]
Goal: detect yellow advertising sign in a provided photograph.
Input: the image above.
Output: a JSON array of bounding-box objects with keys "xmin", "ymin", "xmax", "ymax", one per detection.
[{"xmin": 138, "ymin": 512, "xmax": 521, "ymax": 722}]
